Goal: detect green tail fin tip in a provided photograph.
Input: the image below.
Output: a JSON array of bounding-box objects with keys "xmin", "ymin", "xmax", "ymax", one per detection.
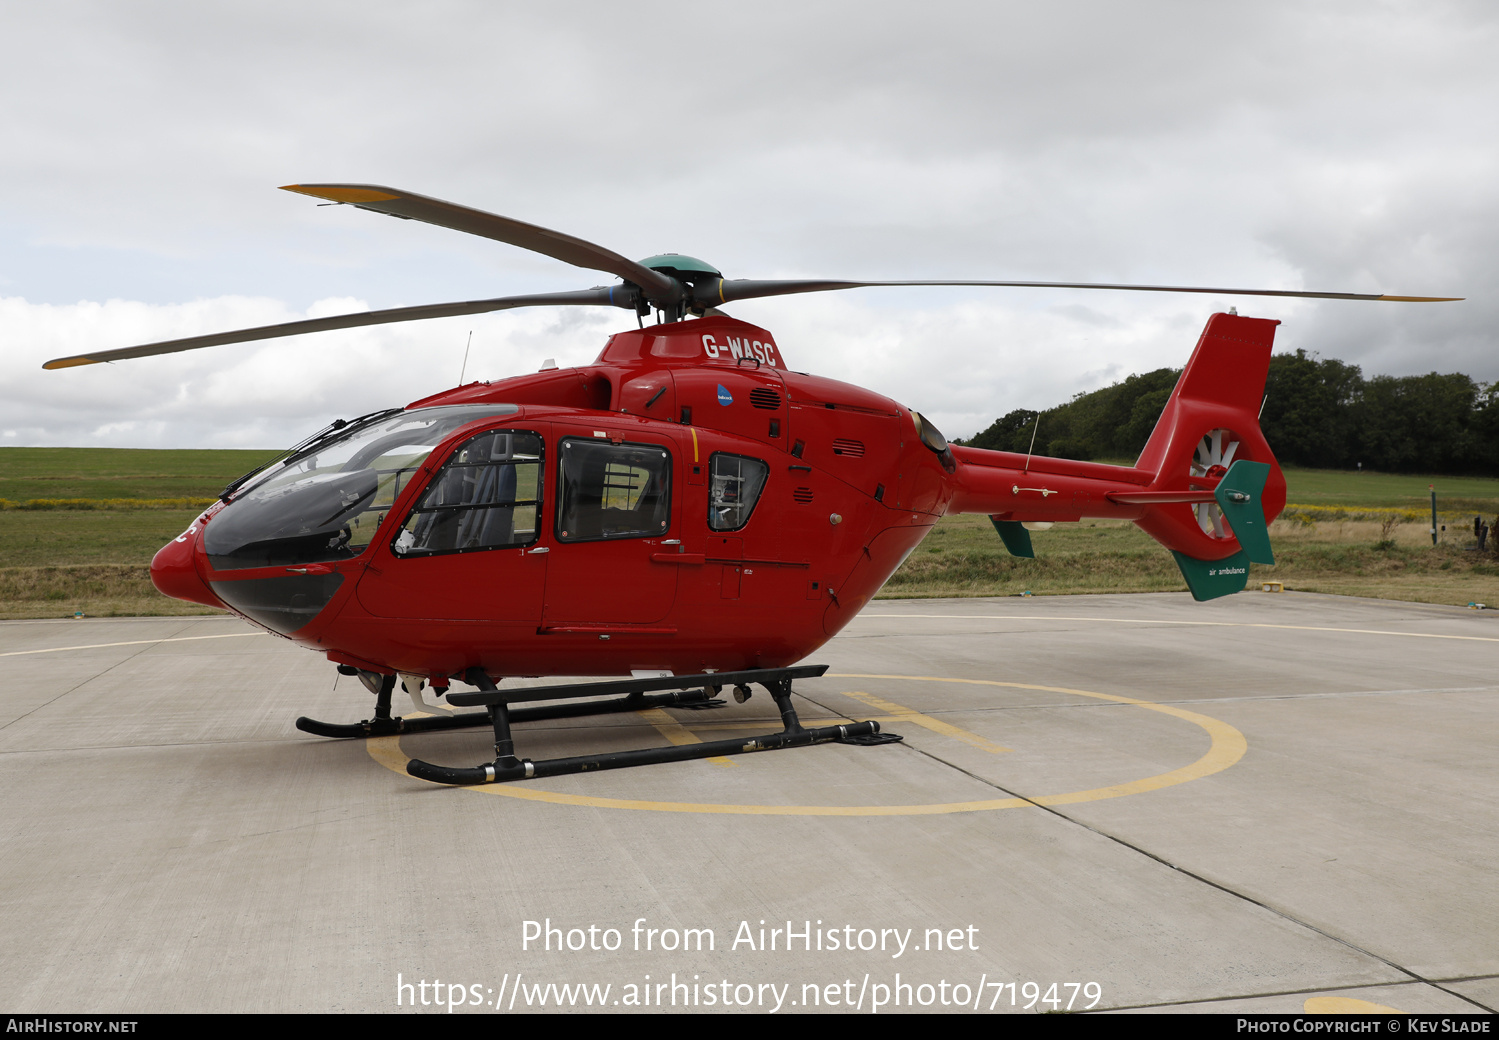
[{"xmin": 990, "ymin": 518, "xmax": 1034, "ymax": 558}]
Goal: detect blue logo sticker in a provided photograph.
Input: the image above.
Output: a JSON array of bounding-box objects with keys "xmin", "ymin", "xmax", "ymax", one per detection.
[{"xmin": 717, "ymin": 384, "xmax": 733, "ymax": 406}]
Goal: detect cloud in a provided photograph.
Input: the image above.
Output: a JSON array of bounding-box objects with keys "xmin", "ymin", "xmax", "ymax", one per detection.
[
  {"xmin": 4, "ymin": 296, "xmax": 619, "ymax": 447},
  {"xmin": 1, "ymin": 1, "xmax": 1492, "ymax": 446}
]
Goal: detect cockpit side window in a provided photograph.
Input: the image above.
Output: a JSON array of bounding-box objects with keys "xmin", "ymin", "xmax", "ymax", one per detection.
[
  {"xmin": 556, "ymin": 438, "xmax": 671, "ymax": 542},
  {"xmin": 393, "ymin": 430, "xmax": 544, "ymax": 556},
  {"xmin": 708, "ymin": 453, "xmax": 769, "ymax": 531}
]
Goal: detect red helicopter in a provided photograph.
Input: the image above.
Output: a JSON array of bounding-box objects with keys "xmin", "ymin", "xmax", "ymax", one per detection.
[{"xmin": 43, "ymin": 185, "xmax": 1458, "ymax": 785}]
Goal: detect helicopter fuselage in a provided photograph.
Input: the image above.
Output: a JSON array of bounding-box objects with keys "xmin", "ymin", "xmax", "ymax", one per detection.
[
  {"xmin": 149, "ymin": 312, "xmax": 1284, "ymax": 682},
  {"xmin": 34, "ymin": 177, "xmax": 1419, "ymax": 783}
]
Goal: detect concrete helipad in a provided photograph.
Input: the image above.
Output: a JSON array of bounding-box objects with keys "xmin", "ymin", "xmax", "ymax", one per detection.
[{"xmin": 1, "ymin": 592, "xmax": 1495, "ymax": 1014}]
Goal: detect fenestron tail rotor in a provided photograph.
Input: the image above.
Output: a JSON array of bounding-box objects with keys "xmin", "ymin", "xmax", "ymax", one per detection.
[
  {"xmin": 41, "ymin": 183, "xmax": 1462, "ymax": 371},
  {"xmin": 1192, "ymin": 429, "xmax": 1241, "ymax": 539}
]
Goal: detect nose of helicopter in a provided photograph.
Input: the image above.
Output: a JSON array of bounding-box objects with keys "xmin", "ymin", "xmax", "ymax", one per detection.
[{"xmin": 150, "ymin": 521, "xmax": 225, "ymax": 609}]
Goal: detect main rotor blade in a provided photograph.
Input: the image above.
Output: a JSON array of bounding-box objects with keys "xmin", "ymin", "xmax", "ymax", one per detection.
[
  {"xmin": 42, "ymin": 288, "xmax": 629, "ymax": 369},
  {"xmin": 281, "ymin": 184, "xmax": 682, "ymax": 307},
  {"xmin": 699, "ymin": 278, "xmax": 1462, "ymax": 306}
]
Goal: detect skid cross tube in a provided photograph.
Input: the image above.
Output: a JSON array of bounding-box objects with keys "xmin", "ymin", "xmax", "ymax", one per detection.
[
  {"xmin": 297, "ymin": 686, "xmax": 721, "ymax": 739},
  {"xmin": 443, "ymin": 665, "xmax": 828, "ymax": 706},
  {"xmin": 402, "ymin": 665, "xmax": 891, "ymax": 786}
]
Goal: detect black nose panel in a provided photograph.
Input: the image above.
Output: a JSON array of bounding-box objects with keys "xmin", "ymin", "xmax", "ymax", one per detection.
[{"xmin": 210, "ymin": 573, "xmax": 345, "ymax": 635}]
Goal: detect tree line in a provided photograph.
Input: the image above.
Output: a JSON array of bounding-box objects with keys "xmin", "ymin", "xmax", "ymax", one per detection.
[{"xmin": 958, "ymin": 350, "xmax": 1499, "ymax": 475}]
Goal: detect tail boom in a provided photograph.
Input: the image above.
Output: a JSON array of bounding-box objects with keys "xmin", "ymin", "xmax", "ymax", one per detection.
[{"xmin": 946, "ymin": 312, "xmax": 1286, "ymax": 585}]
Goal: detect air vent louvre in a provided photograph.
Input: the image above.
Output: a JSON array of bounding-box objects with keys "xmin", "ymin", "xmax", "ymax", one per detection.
[
  {"xmin": 831, "ymin": 438, "xmax": 866, "ymax": 458},
  {"xmin": 750, "ymin": 387, "xmax": 782, "ymax": 410},
  {"xmin": 792, "ymin": 487, "xmax": 814, "ymax": 503}
]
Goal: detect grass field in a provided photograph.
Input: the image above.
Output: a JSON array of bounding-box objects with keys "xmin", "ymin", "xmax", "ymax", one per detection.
[
  {"xmin": 887, "ymin": 514, "xmax": 1499, "ymax": 606},
  {"xmin": 0, "ymin": 447, "xmax": 276, "ymax": 619},
  {"xmin": 0, "ymin": 446, "xmax": 277, "ymax": 502},
  {"xmin": 1, "ymin": 447, "xmax": 1497, "ymax": 619},
  {"xmin": 1281, "ymin": 466, "xmax": 1499, "ymax": 512}
]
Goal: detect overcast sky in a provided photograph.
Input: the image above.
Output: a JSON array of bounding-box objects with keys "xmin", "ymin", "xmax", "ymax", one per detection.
[{"xmin": 2, "ymin": 0, "xmax": 1494, "ymax": 449}]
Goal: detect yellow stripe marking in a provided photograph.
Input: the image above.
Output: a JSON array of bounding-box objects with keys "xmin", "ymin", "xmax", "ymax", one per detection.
[
  {"xmin": 367, "ymin": 675, "xmax": 1246, "ymax": 815},
  {"xmin": 1304, "ymin": 997, "xmax": 1405, "ymax": 1014},
  {"xmin": 865, "ymin": 613, "xmax": 1499, "ymax": 644},
  {"xmin": 369, "ymin": 733, "xmax": 422, "ymax": 774},
  {"xmin": 836, "ymin": 674, "xmax": 1246, "ymax": 806},
  {"xmin": 690, "ymin": 427, "xmax": 699, "ymax": 463},
  {"xmin": 840, "ymin": 690, "xmax": 1011, "ymax": 752},
  {"xmin": 637, "ymin": 707, "xmax": 734, "ymax": 767},
  {"xmin": 0, "ymin": 632, "xmax": 265, "ymax": 657}
]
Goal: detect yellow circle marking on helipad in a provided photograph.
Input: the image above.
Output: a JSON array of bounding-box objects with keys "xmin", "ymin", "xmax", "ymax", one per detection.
[{"xmin": 366, "ymin": 674, "xmax": 1247, "ymax": 816}]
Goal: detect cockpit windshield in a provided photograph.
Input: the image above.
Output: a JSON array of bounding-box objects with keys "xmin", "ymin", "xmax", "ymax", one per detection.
[{"xmin": 204, "ymin": 405, "xmax": 518, "ymax": 570}]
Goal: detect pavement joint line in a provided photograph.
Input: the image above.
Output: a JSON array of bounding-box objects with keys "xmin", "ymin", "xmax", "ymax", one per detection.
[
  {"xmin": 10, "ymin": 613, "xmax": 1493, "ymax": 1006},
  {"xmin": 1098, "ymin": 982, "xmax": 1411, "ymax": 1014},
  {"xmin": 1134, "ymin": 686, "xmax": 1499, "ymax": 706},
  {"xmin": 821, "ymin": 686, "xmax": 1499, "ymax": 712},
  {"xmin": 633, "ymin": 706, "xmax": 926, "ymax": 735},
  {"xmin": 155, "ymin": 807, "xmax": 394, "ymax": 853},
  {"xmin": 872, "ymin": 716, "xmax": 1498, "ymax": 1014},
  {"xmin": 636, "ymin": 707, "xmax": 736, "ymax": 767},
  {"xmin": 375, "ymin": 678, "xmax": 1247, "ymax": 814},
  {"xmin": 0, "ymin": 622, "xmax": 228, "ymax": 733},
  {"xmin": 0, "ymin": 615, "xmax": 233, "ymax": 627},
  {"xmin": 0, "ymin": 632, "xmax": 268, "ymax": 657},
  {"xmin": 513, "ymin": 687, "xmax": 1495, "ymax": 717},
  {"xmin": 837, "ymin": 689, "xmax": 1013, "ymax": 752},
  {"xmin": 859, "ymin": 613, "xmax": 1499, "ymax": 643},
  {"xmin": 1100, "ymin": 974, "xmax": 1499, "ymax": 1014},
  {"xmin": 0, "ymin": 736, "xmax": 330, "ymax": 755}
]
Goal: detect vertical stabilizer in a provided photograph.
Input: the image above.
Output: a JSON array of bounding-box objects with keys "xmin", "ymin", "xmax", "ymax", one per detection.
[{"xmin": 1132, "ymin": 313, "xmax": 1287, "ymax": 586}]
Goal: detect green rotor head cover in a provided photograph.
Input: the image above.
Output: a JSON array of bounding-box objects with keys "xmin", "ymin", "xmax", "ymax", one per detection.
[{"xmin": 637, "ymin": 254, "xmax": 723, "ymax": 281}]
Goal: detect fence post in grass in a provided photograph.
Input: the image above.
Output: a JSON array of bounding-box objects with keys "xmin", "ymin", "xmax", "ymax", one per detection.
[{"xmin": 1430, "ymin": 485, "xmax": 1438, "ymax": 546}]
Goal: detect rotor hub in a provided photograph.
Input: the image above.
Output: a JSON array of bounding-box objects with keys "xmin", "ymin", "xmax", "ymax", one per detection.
[{"xmin": 637, "ymin": 254, "xmax": 722, "ymax": 284}]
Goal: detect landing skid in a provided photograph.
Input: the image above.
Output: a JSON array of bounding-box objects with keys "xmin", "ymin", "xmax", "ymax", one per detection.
[{"xmin": 301, "ymin": 665, "xmax": 899, "ymax": 786}]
